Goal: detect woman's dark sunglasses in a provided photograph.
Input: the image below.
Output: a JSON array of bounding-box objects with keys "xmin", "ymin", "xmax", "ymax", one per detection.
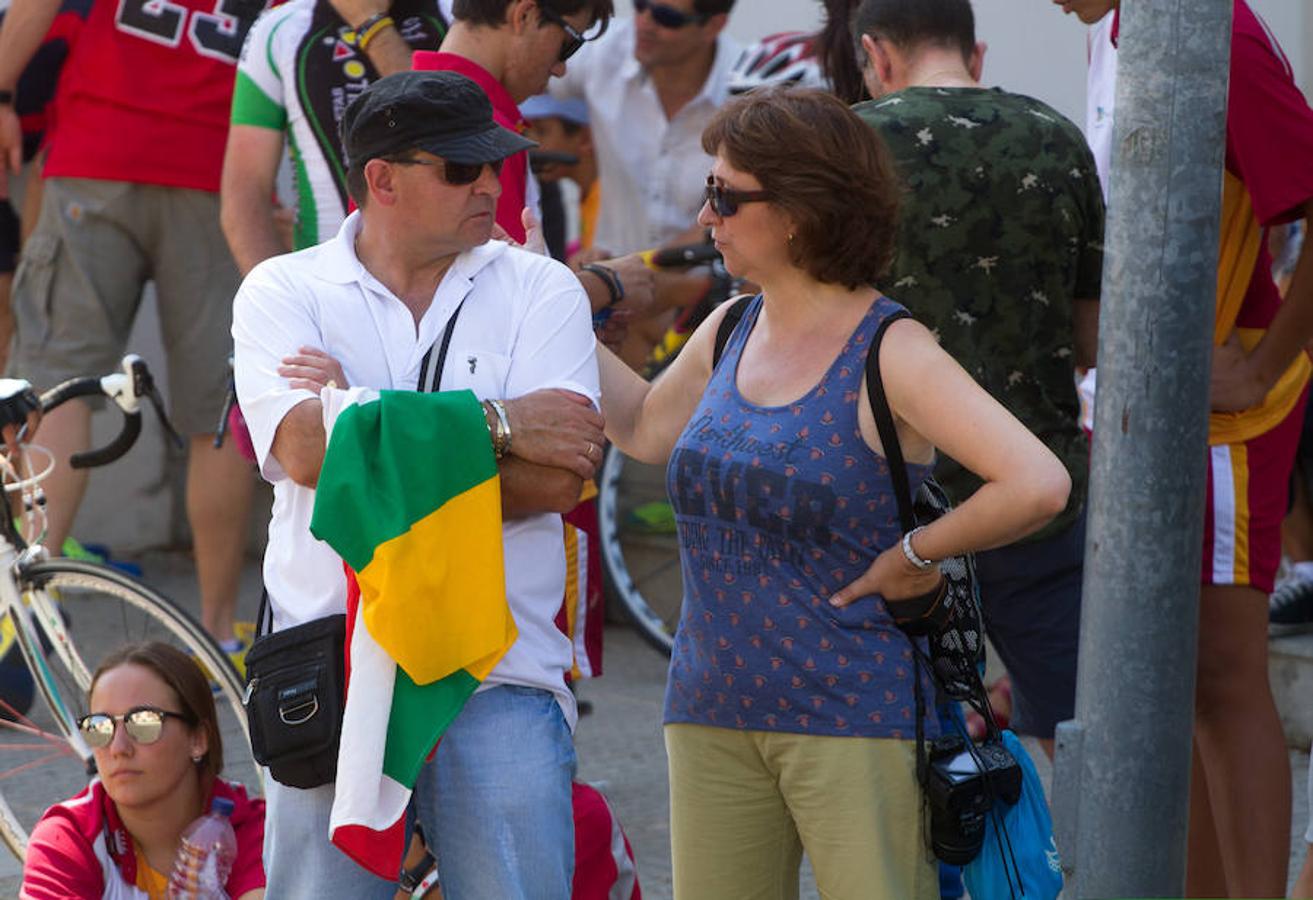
[
  {"xmin": 704, "ymin": 175, "xmax": 770, "ymax": 217},
  {"xmin": 78, "ymin": 706, "xmax": 192, "ymax": 748},
  {"xmin": 387, "ymin": 156, "xmax": 506, "ymax": 186},
  {"xmin": 538, "ymin": 3, "xmax": 587, "ymax": 62},
  {"xmin": 634, "ymin": 0, "xmax": 709, "ymax": 29}
]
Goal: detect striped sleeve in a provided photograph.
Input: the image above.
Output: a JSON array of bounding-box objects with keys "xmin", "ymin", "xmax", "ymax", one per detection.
[{"xmin": 231, "ymin": 4, "xmax": 293, "ymax": 130}]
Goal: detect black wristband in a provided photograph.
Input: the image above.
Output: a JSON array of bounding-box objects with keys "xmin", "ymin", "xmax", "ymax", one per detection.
[{"xmin": 581, "ymin": 264, "xmax": 624, "ymax": 307}]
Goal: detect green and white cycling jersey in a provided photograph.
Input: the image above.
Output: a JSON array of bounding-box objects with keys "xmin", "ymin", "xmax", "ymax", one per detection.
[{"xmin": 231, "ymin": 0, "xmax": 450, "ymax": 250}]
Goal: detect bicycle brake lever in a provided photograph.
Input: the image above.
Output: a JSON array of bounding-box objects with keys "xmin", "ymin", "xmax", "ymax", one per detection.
[{"xmin": 146, "ymin": 385, "xmax": 186, "ymax": 450}]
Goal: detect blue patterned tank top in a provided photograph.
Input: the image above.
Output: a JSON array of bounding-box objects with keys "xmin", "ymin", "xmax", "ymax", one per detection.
[{"xmin": 664, "ymin": 294, "xmax": 938, "ymax": 738}]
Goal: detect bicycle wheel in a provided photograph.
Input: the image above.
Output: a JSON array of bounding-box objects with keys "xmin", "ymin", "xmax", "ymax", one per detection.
[
  {"xmin": 0, "ymin": 559, "xmax": 260, "ymax": 860},
  {"xmin": 597, "ymin": 446, "xmax": 683, "ymax": 655}
]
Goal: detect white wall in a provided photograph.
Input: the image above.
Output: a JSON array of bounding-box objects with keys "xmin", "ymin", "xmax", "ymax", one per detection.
[{"xmin": 614, "ymin": 0, "xmax": 1311, "ymax": 127}]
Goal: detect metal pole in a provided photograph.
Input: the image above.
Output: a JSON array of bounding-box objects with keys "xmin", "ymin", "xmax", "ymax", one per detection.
[{"xmin": 1050, "ymin": 1, "xmax": 1233, "ymax": 896}]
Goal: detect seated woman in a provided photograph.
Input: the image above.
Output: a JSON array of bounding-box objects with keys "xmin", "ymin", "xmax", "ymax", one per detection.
[
  {"xmin": 595, "ymin": 87, "xmax": 1072, "ymax": 899},
  {"xmin": 21, "ymin": 642, "xmax": 265, "ymax": 899}
]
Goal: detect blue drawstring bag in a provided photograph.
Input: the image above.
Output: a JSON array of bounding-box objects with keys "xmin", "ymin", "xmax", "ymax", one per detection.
[{"xmin": 962, "ymin": 730, "xmax": 1064, "ymax": 900}]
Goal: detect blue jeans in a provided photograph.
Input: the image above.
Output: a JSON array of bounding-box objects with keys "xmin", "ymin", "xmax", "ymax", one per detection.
[
  {"xmin": 263, "ymin": 776, "xmax": 400, "ymax": 900},
  {"xmin": 263, "ymin": 684, "xmax": 575, "ymax": 899},
  {"xmin": 416, "ymin": 685, "xmax": 576, "ymax": 900}
]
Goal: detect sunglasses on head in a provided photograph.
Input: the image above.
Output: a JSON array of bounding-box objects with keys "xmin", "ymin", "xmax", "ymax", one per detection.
[
  {"xmin": 538, "ymin": 3, "xmax": 587, "ymax": 62},
  {"xmin": 704, "ymin": 175, "xmax": 770, "ymax": 218},
  {"xmin": 78, "ymin": 706, "xmax": 192, "ymax": 748},
  {"xmin": 634, "ymin": 0, "xmax": 709, "ymax": 29},
  {"xmin": 387, "ymin": 156, "xmax": 506, "ymax": 186}
]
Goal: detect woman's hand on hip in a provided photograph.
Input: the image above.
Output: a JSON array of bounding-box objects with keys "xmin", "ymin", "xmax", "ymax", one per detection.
[{"xmin": 828, "ymin": 544, "xmax": 943, "ymax": 608}]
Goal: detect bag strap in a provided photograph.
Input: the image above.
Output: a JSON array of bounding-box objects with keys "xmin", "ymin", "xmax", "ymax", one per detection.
[
  {"xmin": 711, "ymin": 294, "xmax": 757, "ymax": 369},
  {"xmin": 865, "ymin": 309, "xmax": 916, "ymax": 533},
  {"xmin": 416, "ymin": 299, "xmax": 467, "ymax": 393},
  {"xmin": 255, "ymin": 587, "xmax": 273, "ymax": 640}
]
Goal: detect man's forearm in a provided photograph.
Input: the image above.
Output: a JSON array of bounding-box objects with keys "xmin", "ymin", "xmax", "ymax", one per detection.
[
  {"xmin": 222, "ymin": 191, "xmax": 288, "ymax": 276},
  {"xmin": 269, "ymin": 397, "xmax": 326, "ymax": 487},
  {"xmin": 0, "ymin": 0, "xmax": 58, "ymax": 90},
  {"xmin": 1253, "ymin": 219, "xmax": 1313, "ymax": 385},
  {"xmin": 499, "ymin": 458, "xmax": 584, "ymax": 519}
]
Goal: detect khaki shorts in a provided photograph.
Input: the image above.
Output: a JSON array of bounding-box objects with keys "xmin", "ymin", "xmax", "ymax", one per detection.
[
  {"xmin": 665, "ymin": 723, "xmax": 938, "ymax": 900},
  {"xmin": 8, "ymin": 177, "xmax": 238, "ymax": 435}
]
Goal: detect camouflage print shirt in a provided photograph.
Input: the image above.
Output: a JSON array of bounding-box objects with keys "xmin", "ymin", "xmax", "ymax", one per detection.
[{"xmin": 854, "ymin": 87, "xmax": 1105, "ymax": 540}]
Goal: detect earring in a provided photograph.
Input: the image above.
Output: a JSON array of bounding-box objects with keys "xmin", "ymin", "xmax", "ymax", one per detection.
[
  {"xmin": 191, "ymin": 753, "xmax": 204, "ymax": 764},
  {"xmin": 787, "ymin": 232, "xmax": 796, "ymax": 243}
]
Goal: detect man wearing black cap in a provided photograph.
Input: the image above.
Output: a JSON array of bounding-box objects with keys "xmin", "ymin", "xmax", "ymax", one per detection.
[{"xmin": 233, "ymin": 69, "xmax": 604, "ymax": 899}]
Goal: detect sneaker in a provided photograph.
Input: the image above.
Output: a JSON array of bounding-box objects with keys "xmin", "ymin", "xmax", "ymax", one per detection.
[
  {"xmin": 198, "ymin": 621, "xmax": 256, "ymax": 688},
  {"xmin": 221, "ymin": 622, "xmax": 256, "ymax": 681},
  {"xmin": 1269, "ymin": 577, "xmax": 1313, "ymax": 636}
]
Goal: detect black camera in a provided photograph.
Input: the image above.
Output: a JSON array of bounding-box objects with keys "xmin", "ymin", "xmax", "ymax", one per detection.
[{"xmin": 924, "ymin": 733, "xmax": 1022, "ymax": 865}]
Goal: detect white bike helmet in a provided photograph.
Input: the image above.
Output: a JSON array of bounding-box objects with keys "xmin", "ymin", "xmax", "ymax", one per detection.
[{"xmin": 727, "ymin": 31, "xmax": 828, "ymax": 95}]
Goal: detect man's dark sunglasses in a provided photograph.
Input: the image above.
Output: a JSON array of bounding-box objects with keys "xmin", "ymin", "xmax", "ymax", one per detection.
[
  {"xmin": 388, "ymin": 156, "xmax": 506, "ymax": 186},
  {"xmin": 634, "ymin": 0, "xmax": 709, "ymax": 29},
  {"xmin": 704, "ymin": 175, "xmax": 770, "ymax": 217},
  {"xmin": 538, "ymin": 3, "xmax": 587, "ymax": 62}
]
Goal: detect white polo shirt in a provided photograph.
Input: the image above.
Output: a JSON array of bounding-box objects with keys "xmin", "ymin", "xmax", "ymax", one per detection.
[
  {"xmin": 550, "ymin": 18, "xmax": 740, "ymax": 255},
  {"xmin": 232, "ymin": 212, "xmax": 599, "ymax": 729}
]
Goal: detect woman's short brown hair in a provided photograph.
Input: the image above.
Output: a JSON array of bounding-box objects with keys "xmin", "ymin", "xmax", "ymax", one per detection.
[
  {"xmin": 701, "ymin": 87, "xmax": 900, "ymax": 289},
  {"xmin": 89, "ymin": 641, "xmax": 224, "ymax": 783}
]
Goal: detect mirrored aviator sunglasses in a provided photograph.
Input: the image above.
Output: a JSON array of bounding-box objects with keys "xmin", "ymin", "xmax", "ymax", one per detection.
[
  {"xmin": 78, "ymin": 706, "xmax": 189, "ymax": 748},
  {"xmin": 704, "ymin": 176, "xmax": 771, "ymax": 218},
  {"xmin": 634, "ymin": 0, "xmax": 709, "ymax": 29}
]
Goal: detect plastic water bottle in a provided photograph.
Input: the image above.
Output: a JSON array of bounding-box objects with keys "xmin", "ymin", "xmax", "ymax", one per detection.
[{"xmin": 166, "ymin": 796, "xmax": 237, "ymax": 899}]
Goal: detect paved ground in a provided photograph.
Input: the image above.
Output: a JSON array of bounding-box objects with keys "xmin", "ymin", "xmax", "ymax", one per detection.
[{"xmin": 0, "ymin": 551, "xmax": 1308, "ymax": 898}]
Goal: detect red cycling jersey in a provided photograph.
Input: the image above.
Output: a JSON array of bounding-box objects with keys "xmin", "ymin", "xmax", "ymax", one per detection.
[{"xmin": 42, "ymin": 0, "xmax": 269, "ymax": 192}]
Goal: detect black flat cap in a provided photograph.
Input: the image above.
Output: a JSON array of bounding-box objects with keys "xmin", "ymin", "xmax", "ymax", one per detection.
[{"xmin": 341, "ymin": 70, "xmax": 536, "ymax": 168}]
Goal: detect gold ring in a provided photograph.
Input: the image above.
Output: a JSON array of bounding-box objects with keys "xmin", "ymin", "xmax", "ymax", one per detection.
[
  {"xmin": 587, "ymin": 442, "xmax": 595, "ymax": 457},
  {"xmin": 326, "ymin": 379, "xmax": 338, "ymax": 390}
]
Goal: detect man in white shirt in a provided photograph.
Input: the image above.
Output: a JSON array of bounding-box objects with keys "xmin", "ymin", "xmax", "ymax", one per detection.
[
  {"xmin": 233, "ymin": 70, "xmax": 604, "ymax": 899},
  {"xmin": 549, "ymin": 0, "xmax": 739, "ymax": 256}
]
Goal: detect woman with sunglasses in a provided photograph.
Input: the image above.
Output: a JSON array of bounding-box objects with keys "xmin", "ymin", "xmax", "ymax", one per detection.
[
  {"xmin": 595, "ymin": 87, "xmax": 1070, "ymax": 899},
  {"xmin": 21, "ymin": 642, "xmax": 265, "ymax": 900}
]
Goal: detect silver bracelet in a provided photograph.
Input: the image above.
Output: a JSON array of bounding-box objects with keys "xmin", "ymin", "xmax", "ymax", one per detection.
[
  {"xmin": 901, "ymin": 526, "xmax": 935, "ymax": 571},
  {"xmin": 488, "ymin": 398, "xmax": 512, "ymax": 459}
]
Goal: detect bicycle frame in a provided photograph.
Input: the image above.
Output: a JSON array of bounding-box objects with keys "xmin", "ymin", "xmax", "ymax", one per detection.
[{"xmin": 0, "ymin": 538, "xmax": 96, "ymax": 771}]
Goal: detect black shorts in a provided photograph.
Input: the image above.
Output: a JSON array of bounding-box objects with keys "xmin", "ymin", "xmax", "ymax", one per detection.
[
  {"xmin": 974, "ymin": 514, "xmax": 1085, "ymax": 739},
  {"xmin": 0, "ymin": 200, "xmax": 18, "ymax": 274}
]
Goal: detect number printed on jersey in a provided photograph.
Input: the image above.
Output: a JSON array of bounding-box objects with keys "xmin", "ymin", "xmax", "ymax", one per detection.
[{"xmin": 116, "ymin": 0, "xmax": 267, "ymax": 63}]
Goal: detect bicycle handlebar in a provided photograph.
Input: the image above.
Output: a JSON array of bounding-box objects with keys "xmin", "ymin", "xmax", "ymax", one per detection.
[
  {"xmin": 37, "ymin": 355, "xmax": 182, "ymax": 470},
  {"xmin": 644, "ymin": 243, "xmax": 722, "ymax": 269}
]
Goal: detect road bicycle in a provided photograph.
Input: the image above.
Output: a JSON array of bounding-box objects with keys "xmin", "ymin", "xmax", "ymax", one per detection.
[
  {"xmin": 0, "ymin": 356, "xmax": 259, "ymax": 861},
  {"xmin": 596, "ymin": 242, "xmax": 743, "ymax": 656}
]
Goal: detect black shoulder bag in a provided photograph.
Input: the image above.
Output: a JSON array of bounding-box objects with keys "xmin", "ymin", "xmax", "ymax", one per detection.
[
  {"xmin": 865, "ymin": 310, "xmax": 985, "ymax": 698},
  {"xmin": 243, "ymin": 300, "xmax": 468, "ymax": 789},
  {"xmin": 866, "ymin": 311, "xmax": 1023, "ymax": 867}
]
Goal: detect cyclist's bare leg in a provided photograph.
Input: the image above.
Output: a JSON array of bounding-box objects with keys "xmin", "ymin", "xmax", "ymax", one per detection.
[
  {"xmin": 33, "ymin": 399, "xmax": 93, "ymax": 556},
  {"xmin": 1187, "ymin": 583, "xmax": 1290, "ymax": 897},
  {"xmin": 1185, "ymin": 740, "xmax": 1228, "ymax": 897},
  {"xmin": 187, "ymin": 435, "xmax": 254, "ymax": 644}
]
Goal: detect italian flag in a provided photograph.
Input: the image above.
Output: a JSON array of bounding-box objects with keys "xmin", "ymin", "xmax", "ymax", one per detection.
[{"xmin": 309, "ymin": 389, "xmax": 516, "ymax": 879}]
